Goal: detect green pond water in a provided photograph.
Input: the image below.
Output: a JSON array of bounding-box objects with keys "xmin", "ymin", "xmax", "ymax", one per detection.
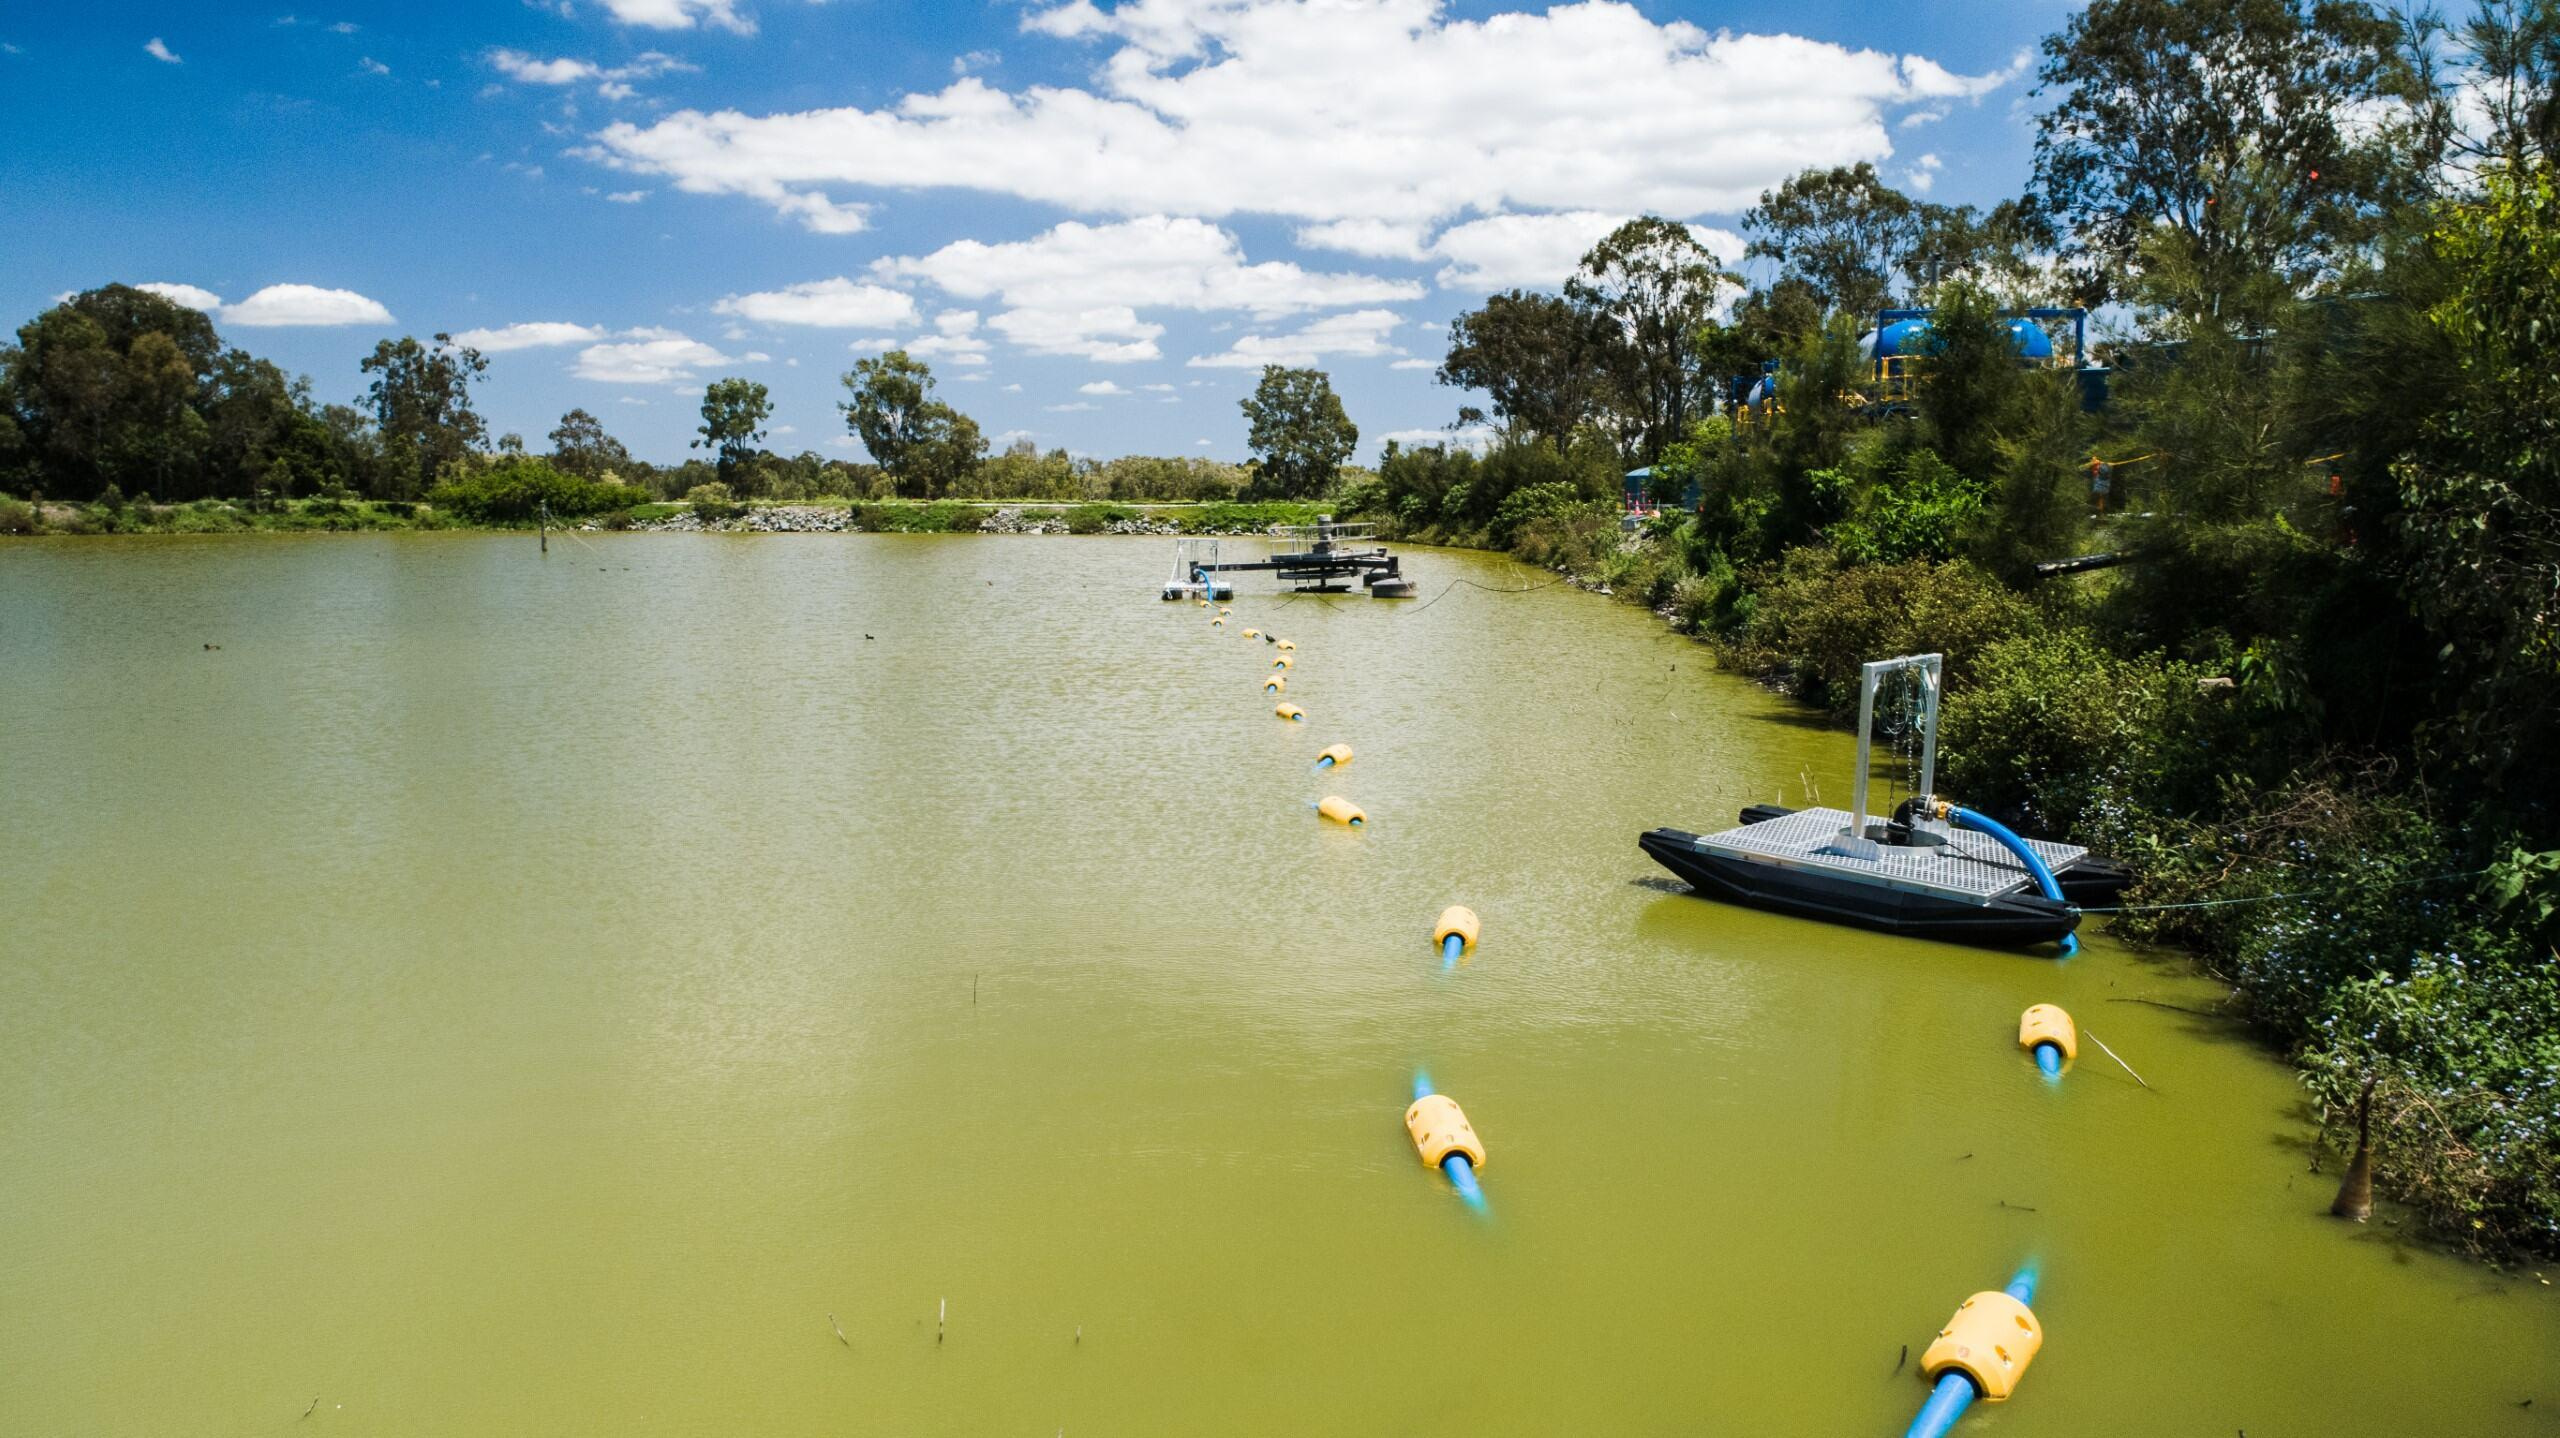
[{"xmin": 3, "ymin": 533, "xmax": 2553, "ymax": 1437}]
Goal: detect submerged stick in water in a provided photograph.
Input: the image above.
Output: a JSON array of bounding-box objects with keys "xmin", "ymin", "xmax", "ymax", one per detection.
[
  {"xmin": 831, "ymin": 1313, "xmax": 849, "ymax": 1346},
  {"xmin": 2332, "ymin": 1077, "xmax": 2376, "ymax": 1222},
  {"xmin": 2083, "ymin": 1029, "xmax": 2153, "ymax": 1090}
]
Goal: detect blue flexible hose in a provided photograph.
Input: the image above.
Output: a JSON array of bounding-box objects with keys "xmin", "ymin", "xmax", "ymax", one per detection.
[
  {"xmin": 1442, "ymin": 1152, "xmax": 1485, "ymax": 1208},
  {"xmin": 1315, "ymin": 754, "xmax": 1337, "ymax": 769},
  {"xmin": 1905, "ymin": 1375, "xmax": 1975, "ymax": 1438},
  {"xmin": 1409, "ymin": 1071, "xmax": 1487, "ymax": 1212},
  {"xmin": 1946, "ymin": 805, "xmax": 2079, "ymax": 957},
  {"xmin": 1442, "ymin": 933, "xmax": 1465, "ymax": 969},
  {"xmin": 2035, "ymin": 1042, "xmax": 2063, "ymax": 1079},
  {"xmin": 1901, "ymin": 1267, "xmax": 2038, "ymax": 1438}
]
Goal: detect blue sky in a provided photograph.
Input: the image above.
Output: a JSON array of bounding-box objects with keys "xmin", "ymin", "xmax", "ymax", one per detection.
[{"xmin": 0, "ymin": 0, "xmax": 2068, "ymax": 464}]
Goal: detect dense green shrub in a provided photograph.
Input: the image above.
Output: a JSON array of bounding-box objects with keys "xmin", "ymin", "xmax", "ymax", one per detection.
[
  {"xmin": 2301, "ymin": 931, "xmax": 2560, "ymax": 1253},
  {"xmin": 0, "ymin": 497, "xmax": 40, "ymax": 534},
  {"xmin": 2099, "ymin": 773, "xmax": 2560, "ymax": 1251},
  {"xmin": 1825, "ymin": 449, "xmax": 1985, "ymax": 566},
  {"xmin": 1063, "ymin": 503, "xmax": 1136, "ymax": 534},
  {"xmin": 1178, "ymin": 501, "xmax": 1320, "ymax": 533},
  {"xmin": 430, "ymin": 459, "xmax": 647, "ymax": 522},
  {"xmin": 1488, "ymin": 481, "xmax": 1586, "ymax": 550},
  {"xmin": 1937, "ymin": 629, "xmax": 2222, "ymax": 840},
  {"xmin": 685, "ymin": 482, "xmax": 743, "ymax": 522},
  {"xmin": 1728, "ymin": 549, "xmax": 2039, "ymax": 714}
]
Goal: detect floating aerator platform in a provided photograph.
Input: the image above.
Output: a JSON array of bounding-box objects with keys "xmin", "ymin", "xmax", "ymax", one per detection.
[{"xmin": 1175, "ymin": 515, "xmax": 1416, "ymax": 597}]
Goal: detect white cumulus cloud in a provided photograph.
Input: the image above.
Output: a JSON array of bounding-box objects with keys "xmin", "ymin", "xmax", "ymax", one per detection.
[
  {"xmin": 1420, "ymin": 211, "xmax": 1744, "ymax": 292},
  {"xmin": 598, "ymin": 0, "xmax": 752, "ymax": 34},
  {"xmin": 144, "ymin": 37, "xmax": 180, "ymax": 64},
  {"xmin": 221, "ymin": 284, "xmax": 395, "ymax": 327},
  {"xmin": 1077, "ymin": 380, "xmax": 1127, "ymax": 395},
  {"xmin": 584, "ymin": 1, "xmax": 2017, "ymax": 234},
  {"xmin": 714, "ymin": 277, "xmax": 920, "ymax": 329},
  {"xmin": 1188, "ymin": 308, "xmax": 1406, "ymax": 368},
  {"xmin": 573, "ymin": 326, "xmax": 733, "ymax": 383},
  {"xmin": 451, "ymin": 320, "xmax": 607, "ymax": 351},
  {"xmin": 488, "ymin": 47, "xmax": 694, "ymax": 98},
  {"xmin": 136, "ymin": 282, "xmax": 223, "ymax": 311},
  {"xmin": 870, "ymin": 215, "xmax": 1416, "ymax": 364}
]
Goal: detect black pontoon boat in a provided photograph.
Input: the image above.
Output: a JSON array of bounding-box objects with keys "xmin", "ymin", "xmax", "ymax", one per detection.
[{"xmin": 1640, "ymin": 653, "xmax": 2128, "ymax": 950}]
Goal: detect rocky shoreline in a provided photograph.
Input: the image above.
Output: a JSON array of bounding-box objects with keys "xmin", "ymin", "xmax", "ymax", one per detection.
[{"xmin": 622, "ymin": 505, "xmax": 1289, "ymax": 536}]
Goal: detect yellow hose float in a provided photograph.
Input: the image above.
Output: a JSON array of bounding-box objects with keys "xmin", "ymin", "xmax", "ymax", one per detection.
[
  {"xmin": 1919, "ymin": 1287, "xmax": 2043, "ymax": 1403},
  {"xmin": 1317, "ymin": 795, "xmax": 1365, "ymax": 826},
  {"xmin": 1404, "ymin": 1092, "xmax": 1485, "ymax": 1170},
  {"xmin": 1313, "ymin": 743, "xmax": 1352, "ymax": 769},
  {"xmin": 1211, "ymin": 616, "xmax": 1225, "ymax": 627},
  {"xmin": 1272, "ymin": 654, "xmax": 1293, "ymax": 670},
  {"xmin": 1242, "ymin": 628, "xmax": 1260, "ymax": 639},
  {"xmin": 1264, "ymin": 674, "xmax": 1286, "ymax": 694},
  {"xmin": 1275, "ymin": 639, "xmax": 1296, "ymax": 651},
  {"xmin": 1434, "ymin": 906, "xmax": 1480, "ymax": 951},
  {"xmin": 1276, "ymin": 701, "xmax": 1306, "ymax": 723},
  {"xmin": 2018, "ymin": 1004, "xmax": 2078, "ymax": 1062}
]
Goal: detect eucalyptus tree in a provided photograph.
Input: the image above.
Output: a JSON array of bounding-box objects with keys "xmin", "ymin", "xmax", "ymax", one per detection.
[
  {"xmin": 1435, "ymin": 289, "xmax": 1615, "ymax": 451},
  {"xmin": 1239, "ymin": 364, "xmax": 1357, "ymax": 500},
  {"xmin": 1566, "ymin": 216, "xmax": 1735, "ymax": 463},
  {"xmin": 2027, "ymin": 0, "xmax": 2423, "ymax": 314}
]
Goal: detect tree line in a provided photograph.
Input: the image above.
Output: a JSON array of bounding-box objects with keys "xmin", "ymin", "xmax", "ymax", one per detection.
[{"xmin": 0, "ymin": 290, "xmax": 1367, "ymax": 516}]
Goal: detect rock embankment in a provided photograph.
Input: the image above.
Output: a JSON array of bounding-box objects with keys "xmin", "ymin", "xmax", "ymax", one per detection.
[{"xmin": 624, "ymin": 505, "xmax": 1286, "ymax": 536}]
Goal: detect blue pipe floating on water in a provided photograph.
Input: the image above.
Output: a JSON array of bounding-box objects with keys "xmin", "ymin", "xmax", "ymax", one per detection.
[
  {"xmin": 1946, "ymin": 805, "xmax": 2079, "ymax": 957},
  {"xmin": 1441, "ymin": 933, "xmax": 1466, "ymax": 970},
  {"xmin": 1902, "ymin": 1267, "xmax": 2039, "ymax": 1438},
  {"xmin": 1409, "ymin": 1071, "xmax": 1487, "ymax": 1212},
  {"xmin": 2034, "ymin": 1043, "xmax": 2064, "ymax": 1079}
]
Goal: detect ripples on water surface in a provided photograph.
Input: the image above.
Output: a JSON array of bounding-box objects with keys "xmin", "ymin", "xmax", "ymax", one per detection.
[{"xmin": 2, "ymin": 533, "xmax": 2552, "ymax": 1434}]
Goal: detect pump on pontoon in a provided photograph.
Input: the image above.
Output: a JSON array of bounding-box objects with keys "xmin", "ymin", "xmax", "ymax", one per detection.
[
  {"xmin": 1638, "ymin": 652, "xmax": 2129, "ymax": 950},
  {"xmin": 1160, "ymin": 537, "xmax": 1236, "ymax": 601}
]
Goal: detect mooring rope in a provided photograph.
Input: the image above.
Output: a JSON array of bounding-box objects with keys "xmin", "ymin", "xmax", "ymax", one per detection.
[
  {"xmin": 1408, "ymin": 572, "xmax": 1576, "ymax": 615},
  {"xmin": 2076, "ymin": 866, "xmax": 2491, "ymax": 915}
]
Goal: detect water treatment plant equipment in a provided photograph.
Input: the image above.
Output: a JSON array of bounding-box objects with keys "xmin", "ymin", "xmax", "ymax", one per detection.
[
  {"xmin": 1639, "ymin": 653, "xmax": 2128, "ymax": 949},
  {"xmin": 1160, "ymin": 538, "xmax": 1237, "ymax": 601},
  {"xmin": 1176, "ymin": 516, "xmax": 1417, "ymax": 596}
]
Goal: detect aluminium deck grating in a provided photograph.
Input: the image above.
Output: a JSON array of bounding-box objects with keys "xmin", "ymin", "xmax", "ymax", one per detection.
[{"xmin": 1696, "ymin": 806, "xmax": 2088, "ymax": 905}]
